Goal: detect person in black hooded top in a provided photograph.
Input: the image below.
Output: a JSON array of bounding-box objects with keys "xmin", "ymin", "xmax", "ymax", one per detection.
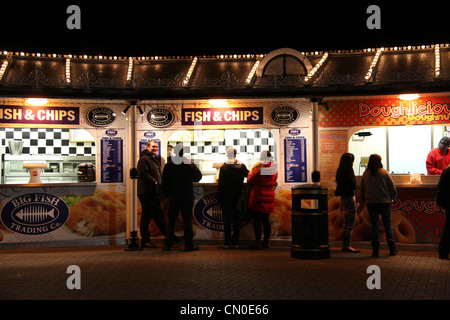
[
  {"xmin": 162, "ymin": 143, "xmax": 202, "ymax": 251},
  {"xmin": 218, "ymin": 147, "xmax": 249, "ymax": 248},
  {"xmin": 137, "ymin": 140, "xmax": 166, "ymax": 248}
]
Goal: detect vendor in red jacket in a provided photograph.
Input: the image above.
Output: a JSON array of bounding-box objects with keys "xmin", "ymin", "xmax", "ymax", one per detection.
[
  {"xmin": 426, "ymin": 137, "xmax": 450, "ymax": 175},
  {"xmin": 248, "ymin": 150, "xmax": 278, "ymax": 249}
]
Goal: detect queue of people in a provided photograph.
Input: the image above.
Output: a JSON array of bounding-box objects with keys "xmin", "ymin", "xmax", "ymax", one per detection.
[
  {"xmin": 336, "ymin": 141, "xmax": 449, "ymax": 259},
  {"xmin": 137, "ymin": 140, "xmax": 278, "ymax": 251},
  {"xmin": 336, "ymin": 153, "xmax": 397, "ymax": 257},
  {"xmin": 137, "ymin": 138, "xmax": 448, "ymax": 259}
]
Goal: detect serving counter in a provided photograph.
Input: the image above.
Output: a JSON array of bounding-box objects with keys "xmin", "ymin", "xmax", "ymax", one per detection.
[{"xmin": 0, "ymin": 182, "xmax": 128, "ymax": 247}]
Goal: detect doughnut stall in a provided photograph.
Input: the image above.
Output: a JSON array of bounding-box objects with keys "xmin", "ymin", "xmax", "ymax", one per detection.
[{"xmin": 319, "ymin": 93, "xmax": 450, "ymax": 244}]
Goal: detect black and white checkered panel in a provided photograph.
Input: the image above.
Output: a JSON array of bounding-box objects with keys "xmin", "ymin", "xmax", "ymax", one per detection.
[
  {"xmin": 0, "ymin": 128, "xmax": 96, "ymax": 156},
  {"xmin": 169, "ymin": 129, "xmax": 275, "ymax": 158}
]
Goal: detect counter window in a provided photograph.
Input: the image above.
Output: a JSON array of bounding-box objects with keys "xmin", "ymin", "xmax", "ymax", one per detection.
[
  {"xmin": 168, "ymin": 129, "xmax": 277, "ymax": 183},
  {"xmin": 349, "ymin": 125, "xmax": 448, "ymax": 175},
  {"xmin": 1, "ymin": 128, "xmax": 96, "ymax": 184}
]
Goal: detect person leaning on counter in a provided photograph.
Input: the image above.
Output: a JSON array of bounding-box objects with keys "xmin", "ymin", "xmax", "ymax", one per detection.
[{"xmin": 426, "ymin": 137, "xmax": 450, "ymax": 175}]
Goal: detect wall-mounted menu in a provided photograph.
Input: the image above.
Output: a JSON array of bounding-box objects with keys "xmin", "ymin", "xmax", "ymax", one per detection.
[
  {"xmin": 101, "ymin": 137, "xmax": 123, "ymax": 183},
  {"xmin": 284, "ymin": 137, "xmax": 307, "ymax": 183}
]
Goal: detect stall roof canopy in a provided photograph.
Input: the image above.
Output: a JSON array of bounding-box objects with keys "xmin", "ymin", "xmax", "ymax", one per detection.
[{"xmin": 1, "ymin": 45, "xmax": 450, "ymax": 100}]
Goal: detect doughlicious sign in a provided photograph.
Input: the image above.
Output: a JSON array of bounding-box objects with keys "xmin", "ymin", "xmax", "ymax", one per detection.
[
  {"xmin": 182, "ymin": 107, "xmax": 263, "ymax": 126},
  {"xmin": 0, "ymin": 105, "xmax": 79, "ymax": 125},
  {"xmin": 319, "ymin": 97, "xmax": 450, "ymax": 127}
]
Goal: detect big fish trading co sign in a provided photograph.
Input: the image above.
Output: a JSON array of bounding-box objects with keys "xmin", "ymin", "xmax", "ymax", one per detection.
[
  {"xmin": 182, "ymin": 107, "xmax": 263, "ymax": 126},
  {"xmin": 0, "ymin": 105, "xmax": 79, "ymax": 125}
]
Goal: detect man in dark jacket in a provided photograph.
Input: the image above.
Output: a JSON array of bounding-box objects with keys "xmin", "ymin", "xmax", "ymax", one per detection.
[
  {"xmin": 218, "ymin": 147, "xmax": 249, "ymax": 248},
  {"xmin": 137, "ymin": 140, "xmax": 166, "ymax": 248},
  {"xmin": 162, "ymin": 144, "xmax": 202, "ymax": 251},
  {"xmin": 437, "ymin": 164, "xmax": 450, "ymax": 259}
]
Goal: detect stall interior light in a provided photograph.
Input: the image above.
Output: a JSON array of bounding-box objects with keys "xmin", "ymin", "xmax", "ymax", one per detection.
[
  {"xmin": 398, "ymin": 94, "xmax": 420, "ymax": 100},
  {"xmin": 26, "ymin": 98, "xmax": 48, "ymax": 106},
  {"xmin": 355, "ymin": 131, "xmax": 373, "ymax": 137},
  {"xmin": 137, "ymin": 105, "xmax": 144, "ymax": 116},
  {"xmin": 209, "ymin": 99, "xmax": 228, "ymax": 108},
  {"xmin": 304, "ymin": 52, "xmax": 328, "ymax": 82},
  {"xmin": 122, "ymin": 105, "xmax": 131, "ymax": 115},
  {"xmin": 435, "ymin": 44, "xmax": 440, "ymax": 77}
]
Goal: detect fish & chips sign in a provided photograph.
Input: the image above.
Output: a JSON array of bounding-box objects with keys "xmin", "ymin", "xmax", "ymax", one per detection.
[
  {"xmin": 182, "ymin": 107, "xmax": 263, "ymax": 126},
  {"xmin": 0, "ymin": 105, "xmax": 79, "ymax": 125}
]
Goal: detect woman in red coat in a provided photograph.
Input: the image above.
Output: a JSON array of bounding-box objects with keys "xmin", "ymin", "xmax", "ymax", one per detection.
[{"xmin": 248, "ymin": 150, "xmax": 278, "ymax": 249}]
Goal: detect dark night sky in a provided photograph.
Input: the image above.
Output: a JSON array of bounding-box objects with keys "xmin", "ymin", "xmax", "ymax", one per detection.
[{"xmin": 1, "ymin": 2, "xmax": 448, "ymax": 57}]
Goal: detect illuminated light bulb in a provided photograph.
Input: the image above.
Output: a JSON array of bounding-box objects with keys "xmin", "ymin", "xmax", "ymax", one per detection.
[
  {"xmin": 183, "ymin": 57, "xmax": 198, "ymax": 86},
  {"xmin": 398, "ymin": 94, "xmax": 420, "ymax": 100},
  {"xmin": 26, "ymin": 98, "xmax": 48, "ymax": 106},
  {"xmin": 246, "ymin": 60, "xmax": 260, "ymax": 84},
  {"xmin": 65, "ymin": 58, "xmax": 71, "ymax": 83},
  {"xmin": 435, "ymin": 44, "xmax": 441, "ymax": 77},
  {"xmin": 304, "ymin": 52, "xmax": 328, "ymax": 82}
]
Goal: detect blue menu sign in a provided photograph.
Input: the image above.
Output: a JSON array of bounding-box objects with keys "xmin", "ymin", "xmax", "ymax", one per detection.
[
  {"xmin": 284, "ymin": 137, "xmax": 307, "ymax": 183},
  {"xmin": 101, "ymin": 137, "xmax": 123, "ymax": 183}
]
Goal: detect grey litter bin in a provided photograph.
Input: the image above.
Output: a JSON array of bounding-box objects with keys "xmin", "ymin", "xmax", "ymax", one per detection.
[{"xmin": 291, "ymin": 184, "xmax": 330, "ymax": 259}]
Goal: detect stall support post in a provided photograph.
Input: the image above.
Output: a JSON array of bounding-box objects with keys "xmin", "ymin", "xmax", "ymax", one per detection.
[
  {"xmin": 125, "ymin": 103, "xmax": 142, "ymax": 251},
  {"xmin": 311, "ymin": 98, "xmax": 320, "ymax": 183}
]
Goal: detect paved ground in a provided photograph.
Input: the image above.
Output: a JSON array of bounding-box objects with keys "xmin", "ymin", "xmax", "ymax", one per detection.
[{"xmin": 0, "ymin": 242, "xmax": 448, "ymax": 317}]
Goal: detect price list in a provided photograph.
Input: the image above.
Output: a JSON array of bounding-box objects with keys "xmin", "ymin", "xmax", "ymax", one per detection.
[
  {"xmin": 101, "ymin": 137, "xmax": 123, "ymax": 183},
  {"xmin": 284, "ymin": 137, "xmax": 307, "ymax": 183}
]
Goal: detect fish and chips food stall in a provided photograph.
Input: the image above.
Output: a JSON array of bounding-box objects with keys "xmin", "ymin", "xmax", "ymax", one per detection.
[{"xmin": 1, "ymin": 44, "xmax": 449, "ymax": 248}]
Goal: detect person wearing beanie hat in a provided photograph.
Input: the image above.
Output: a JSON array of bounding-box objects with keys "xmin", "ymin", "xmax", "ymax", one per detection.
[{"xmin": 426, "ymin": 136, "xmax": 450, "ymax": 175}]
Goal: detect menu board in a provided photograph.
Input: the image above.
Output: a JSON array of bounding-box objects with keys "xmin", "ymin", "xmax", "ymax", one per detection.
[
  {"xmin": 319, "ymin": 130, "xmax": 348, "ymax": 186},
  {"xmin": 101, "ymin": 137, "xmax": 123, "ymax": 183},
  {"xmin": 284, "ymin": 137, "xmax": 307, "ymax": 183}
]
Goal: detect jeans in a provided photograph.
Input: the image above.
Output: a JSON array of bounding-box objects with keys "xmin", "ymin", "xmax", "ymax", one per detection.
[
  {"xmin": 367, "ymin": 203, "xmax": 395, "ymax": 242},
  {"xmin": 341, "ymin": 196, "xmax": 357, "ymax": 248}
]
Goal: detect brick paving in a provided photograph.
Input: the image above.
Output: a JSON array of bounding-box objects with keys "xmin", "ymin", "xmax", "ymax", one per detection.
[
  {"xmin": 0, "ymin": 243, "xmax": 447, "ymax": 320},
  {"xmin": 1, "ymin": 242, "xmax": 448, "ymax": 304}
]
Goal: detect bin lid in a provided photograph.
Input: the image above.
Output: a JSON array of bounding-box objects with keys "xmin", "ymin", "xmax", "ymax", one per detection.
[{"xmin": 291, "ymin": 184, "xmax": 328, "ymax": 194}]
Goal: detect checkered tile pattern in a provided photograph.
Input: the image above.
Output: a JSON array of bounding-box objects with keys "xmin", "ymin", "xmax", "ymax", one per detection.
[
  {"xmin": 169, "ymin": 129, "xmax": 275, "ymax": 156},
  {"xmin": 0, "ymin": 128, "xmax": 96, "ymax": 156}
]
